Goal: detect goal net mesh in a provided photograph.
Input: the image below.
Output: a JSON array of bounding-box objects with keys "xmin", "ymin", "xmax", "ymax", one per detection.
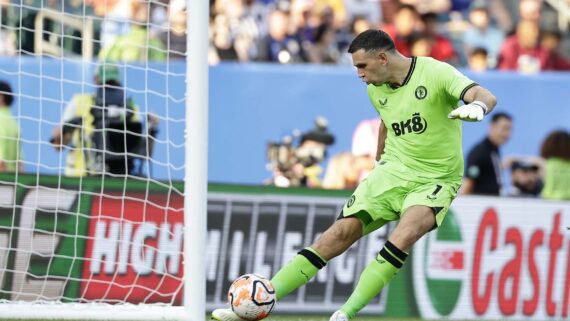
[{"xmin": 0, "ymin": 0, "xmax": 187, "ymax": 308}]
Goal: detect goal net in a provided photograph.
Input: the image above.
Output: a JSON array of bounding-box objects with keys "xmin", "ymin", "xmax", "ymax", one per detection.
[{"xmin": 0, "ymin": 0, "xmax": 196, "ymax": 319}]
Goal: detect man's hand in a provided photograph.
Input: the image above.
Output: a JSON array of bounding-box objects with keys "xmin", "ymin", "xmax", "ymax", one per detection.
[{"xmin": 448, "ymin": 101, "xmax": 488, "ymax": 122}]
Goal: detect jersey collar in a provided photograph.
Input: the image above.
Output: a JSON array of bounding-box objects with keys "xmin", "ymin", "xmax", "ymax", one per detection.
[
  {"xmin": 401, "ymin": 56, "xmax": 417, "ymax": 86},
  {"xmin": 388, "ymin": 56, "xmax": 417, "ymax": 90}
]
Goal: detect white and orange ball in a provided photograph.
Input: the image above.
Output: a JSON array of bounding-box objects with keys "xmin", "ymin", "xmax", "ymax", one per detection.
[{"xmin": 228, "ymin": 274, "xmax": 276, "ymax": 320}]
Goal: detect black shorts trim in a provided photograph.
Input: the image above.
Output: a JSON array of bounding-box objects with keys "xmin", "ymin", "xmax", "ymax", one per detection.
[{"xmin": 337, "ymin": 210, "xmax": 373, "ymax": 226}]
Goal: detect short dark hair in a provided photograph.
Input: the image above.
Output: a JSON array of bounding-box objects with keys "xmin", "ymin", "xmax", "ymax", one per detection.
[
  {"xmin": 540, "ymin": 130, "xmax": 570, "ymax": 161},
  {"xmin": 348, "ymin": 29, "xmax": 396, "ymax": 54},
  {"xmin": 0, "ymin": 81, "xmax": 13, "ymax": 106},
  {"xmin": 541, "ymin": 29, "xmax": 561, "ymax": 41},
  {"xmin": 491, "ymin": 112, "xmax": 512, "ymax": 123},
  {"xmin": 408, "ymin": 32, "xmax": 430, "ymax": 48},
  {"xmin": 470, "ymin": 47, "xmax": 488, "ymax": 57},
  {"xmin": 420, "ymin": 12, "xmax": 438, "ymax": 24}
]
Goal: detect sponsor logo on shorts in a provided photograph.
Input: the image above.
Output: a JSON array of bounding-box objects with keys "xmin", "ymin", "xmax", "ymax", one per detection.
[{"xmin": 427, "ymin": 185, "xmax": 443, "ymax": 200}]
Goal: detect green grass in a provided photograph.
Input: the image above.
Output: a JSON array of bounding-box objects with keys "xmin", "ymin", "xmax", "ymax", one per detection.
[
  {"xmin": 0, "ymin": 318, "xmax": 541, "ymax": 321},
  {"xmin": 0, "ymin": 317, "xmax": 500, "ymax": 321}
]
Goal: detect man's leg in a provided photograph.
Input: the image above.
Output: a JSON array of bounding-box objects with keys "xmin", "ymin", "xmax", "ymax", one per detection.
[
  {"xmin": 338, "ymin": 205, "xmax": 436, "ymax": 319},
  {"xmin": 271, "ymin": 216, "xmax": 363, "ymax": 300},
  {"xmin": 212, "ymin": 217, "xmax": 363, "ymax": 321}
]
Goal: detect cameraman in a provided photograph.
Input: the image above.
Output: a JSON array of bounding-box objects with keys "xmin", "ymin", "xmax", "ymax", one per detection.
[
  {"xmin": 267, "ymin": 117, "xmax": 335, "ymax": 188},
  {"xmin": 51, "ymin": 64, "xmax": 156, "ymax": 176}
]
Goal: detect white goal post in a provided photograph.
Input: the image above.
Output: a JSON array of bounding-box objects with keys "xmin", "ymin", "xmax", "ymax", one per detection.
[{"xmin": 0, "ymin": 0, "xmax": 208, "ymax": 319}]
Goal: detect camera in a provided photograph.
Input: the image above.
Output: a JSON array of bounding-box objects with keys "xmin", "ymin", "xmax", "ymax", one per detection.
[
  {"xmin": 266, "ymin": 116, "xmax": 335, "ymax": 187},
  {"xmin": 90, "ymin": 85, "xmax": 143, "ymax": 175}
]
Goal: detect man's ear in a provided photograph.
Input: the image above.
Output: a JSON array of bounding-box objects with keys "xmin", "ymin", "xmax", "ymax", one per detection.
[{"xmin": 378, "ymin": 52, "xmax": 388, "ymax": 65}]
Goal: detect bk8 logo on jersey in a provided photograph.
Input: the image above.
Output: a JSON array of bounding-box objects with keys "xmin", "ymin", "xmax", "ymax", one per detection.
[
  {"xmin": 228, "ymin": 274, "xmax": 276, "ymax": 320},
  {"xmin": 391, "ymin": 112, "xmax": 427, "ymax": 136}
]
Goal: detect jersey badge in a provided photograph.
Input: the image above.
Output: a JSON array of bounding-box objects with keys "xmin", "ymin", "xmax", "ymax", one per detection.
[{"xmin": 415, "ymin": 86, "xmax": 427, "ymax": 100}]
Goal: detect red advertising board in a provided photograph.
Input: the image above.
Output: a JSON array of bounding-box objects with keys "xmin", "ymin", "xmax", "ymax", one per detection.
[{"xmin": 81, "ymin": 192, "xmax": 185, "ymax": 304}]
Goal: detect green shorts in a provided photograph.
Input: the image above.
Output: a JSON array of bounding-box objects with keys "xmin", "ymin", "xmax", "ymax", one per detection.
[{"xmin": 340, "ymin": 165, "xmax": 461, "ymax": 235}]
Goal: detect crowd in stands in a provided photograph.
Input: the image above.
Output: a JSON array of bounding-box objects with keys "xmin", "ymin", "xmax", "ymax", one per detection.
[
  {"xmin": 207, "ymin": 0, "xmax": 570, "ymax": 71},
  {"xmin": 0, "ymin": 0, "xmax": 569, "ymax": 71}
]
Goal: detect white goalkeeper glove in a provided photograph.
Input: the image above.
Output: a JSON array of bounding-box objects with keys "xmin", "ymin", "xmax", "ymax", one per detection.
[{"xmin": 448, "ymin": 101, "xmax": 488, "ymax": 122}]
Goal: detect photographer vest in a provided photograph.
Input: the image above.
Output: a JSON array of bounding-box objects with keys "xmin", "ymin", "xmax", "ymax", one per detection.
[{"xmin": 64, "ymin": 93, "xmax": 141, "ymax": 177}]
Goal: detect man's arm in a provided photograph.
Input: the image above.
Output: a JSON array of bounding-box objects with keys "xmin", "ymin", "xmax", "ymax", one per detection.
[
  {"xmin": 51, "ymin": 99, "xmax": 79, "ymax": 150},
  {"xmin": 375, "ymin": 120, "xmax": 387, "ymax": 162},
  {"xmin": 462, "ymin": 85, "xmax": 498, "ymax": 114},
  {"xmin": 448, "ymin": 85, "xmax": 498, "ymax": 121}
]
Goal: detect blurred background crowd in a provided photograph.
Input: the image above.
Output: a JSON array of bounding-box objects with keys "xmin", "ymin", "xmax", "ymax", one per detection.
[
  {"xmin": 0, "ymin": 0, "xmax": 568, "ymax": 200},
  {"xmin": 0, "ymin": 0, "xmax": 569, "ymax": 71}
]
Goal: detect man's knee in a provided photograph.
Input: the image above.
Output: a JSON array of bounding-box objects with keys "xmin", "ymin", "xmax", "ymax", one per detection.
[
  {"xmin": 390, "ymin": 206, "xmax": 435, "ymax": 250},
  {"xmin": 312, "ymin": 217, "xmax": 362, "ymax": 255},
  {"xmin": 331, "ymin": 217, "xmax": 363, "ymax": 241}
]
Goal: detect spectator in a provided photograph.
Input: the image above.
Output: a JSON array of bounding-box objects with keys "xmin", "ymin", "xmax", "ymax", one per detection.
[
  {"xmin": 0, "ymin": 0, "xmax": 15, "ymax": 57},
  {"xmin": 99, "ymin": 1, "xmax": 167, "ymax": 62},
  {"xmin": 338, "ymin": 16, "xmax": 373, "ymax": 64},
  {"xmin": 258, "ymin": 9, "xmax": 308, "ymax": 63},
  {"xmin": 462, "ymin": 1, "xmax": 504, "ymax": 68},
  {"xmin": 313, "ymin": 0, "xmax": 347, "ymax": 28},
  {"xmin": 462, "ymin": 112, "xmax": 513, "ymax": 196},
  {"xmin": 159, "ymin": 0, "xmax": 187, "ymax": 60},
  {"xmin": 229, "ymin": 0, "xmax": 268, "ymax": 62},
  {"xmin": 467, "ymin": 47, "xmax": 488, "ymax": 72},
  {"xmin": 508, "ymin": 160, "xmax": 543, "ymax": 197},
  {"xmin": 322, "ymin": 152, "xmax": 359, "ymax": 190},
  {"xmin": 343, "ymin": 0, "xmax": 381, "ymax": 27},
  {"xmin": 518, "ymin": 0, "xmax": 542, "ymax": 24},
  {"xmin": 383, "ymin": 4, "xmax": 421, "ymax": 56},
  {"xmin": 50, "ymin": 64, "xmax": 155, "ymax": 177},
  {"xmin": 311, "ymin": 18, "xmax": 340, "ymax": 63},
  {"xmin": 0, "ymin": 81, "xmax": 22, "ymax": 172},
  {"xmin": 540, "ymin": 30, "xmax": 570, "ymax": 70},
  {"xmin": 351, "ymin": 118, "xmax": 380, "ymax": 182},
  {"xmin": 0, "ymin": 29, "xmax": 15, "ymax": 56},
  {"xmin": 408, "ymin": 32, "xmax": 433, "ymax": 57},
  {"xmin": 211, "ymin": 13, "xmax": 241, "ymax": 61},
  {"xmin": 94, "ymin": 0, "xmax": 133, "ymax": 49},
  {"xmin": 540, "ymin": 130, "xmax": 570, "ymax": 200},
  {"xmin": 497, "ymin": 19, "xmax": 548, "ymax": 72},
  {"xmin": 420, "ymin": 12, "xmax": 456, "ymax": 63},
  {"xmin": 400, "ymin": 0, "xmax": 451, "ymax": 15}
]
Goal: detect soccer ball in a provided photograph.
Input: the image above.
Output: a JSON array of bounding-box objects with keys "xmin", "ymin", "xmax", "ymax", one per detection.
[{"xmin": 228, "ymin": 274, "xmax": 276, "ymax": 320}]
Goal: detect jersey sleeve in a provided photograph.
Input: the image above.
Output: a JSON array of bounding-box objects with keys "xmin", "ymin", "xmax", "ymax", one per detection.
[{"xmin": 436, "ymin": 61, "xmax": 478, "ymax": 102}]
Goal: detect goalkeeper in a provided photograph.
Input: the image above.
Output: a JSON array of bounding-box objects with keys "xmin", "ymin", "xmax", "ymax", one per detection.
[{"xmin": 213, "ymin": 29, "xmax": 497, "ymax": 321}]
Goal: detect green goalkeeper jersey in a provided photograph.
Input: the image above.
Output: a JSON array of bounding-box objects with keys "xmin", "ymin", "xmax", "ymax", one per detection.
[{"xmin": 367, "ymin": 57, "xmax": 478, "ymax": 182}]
